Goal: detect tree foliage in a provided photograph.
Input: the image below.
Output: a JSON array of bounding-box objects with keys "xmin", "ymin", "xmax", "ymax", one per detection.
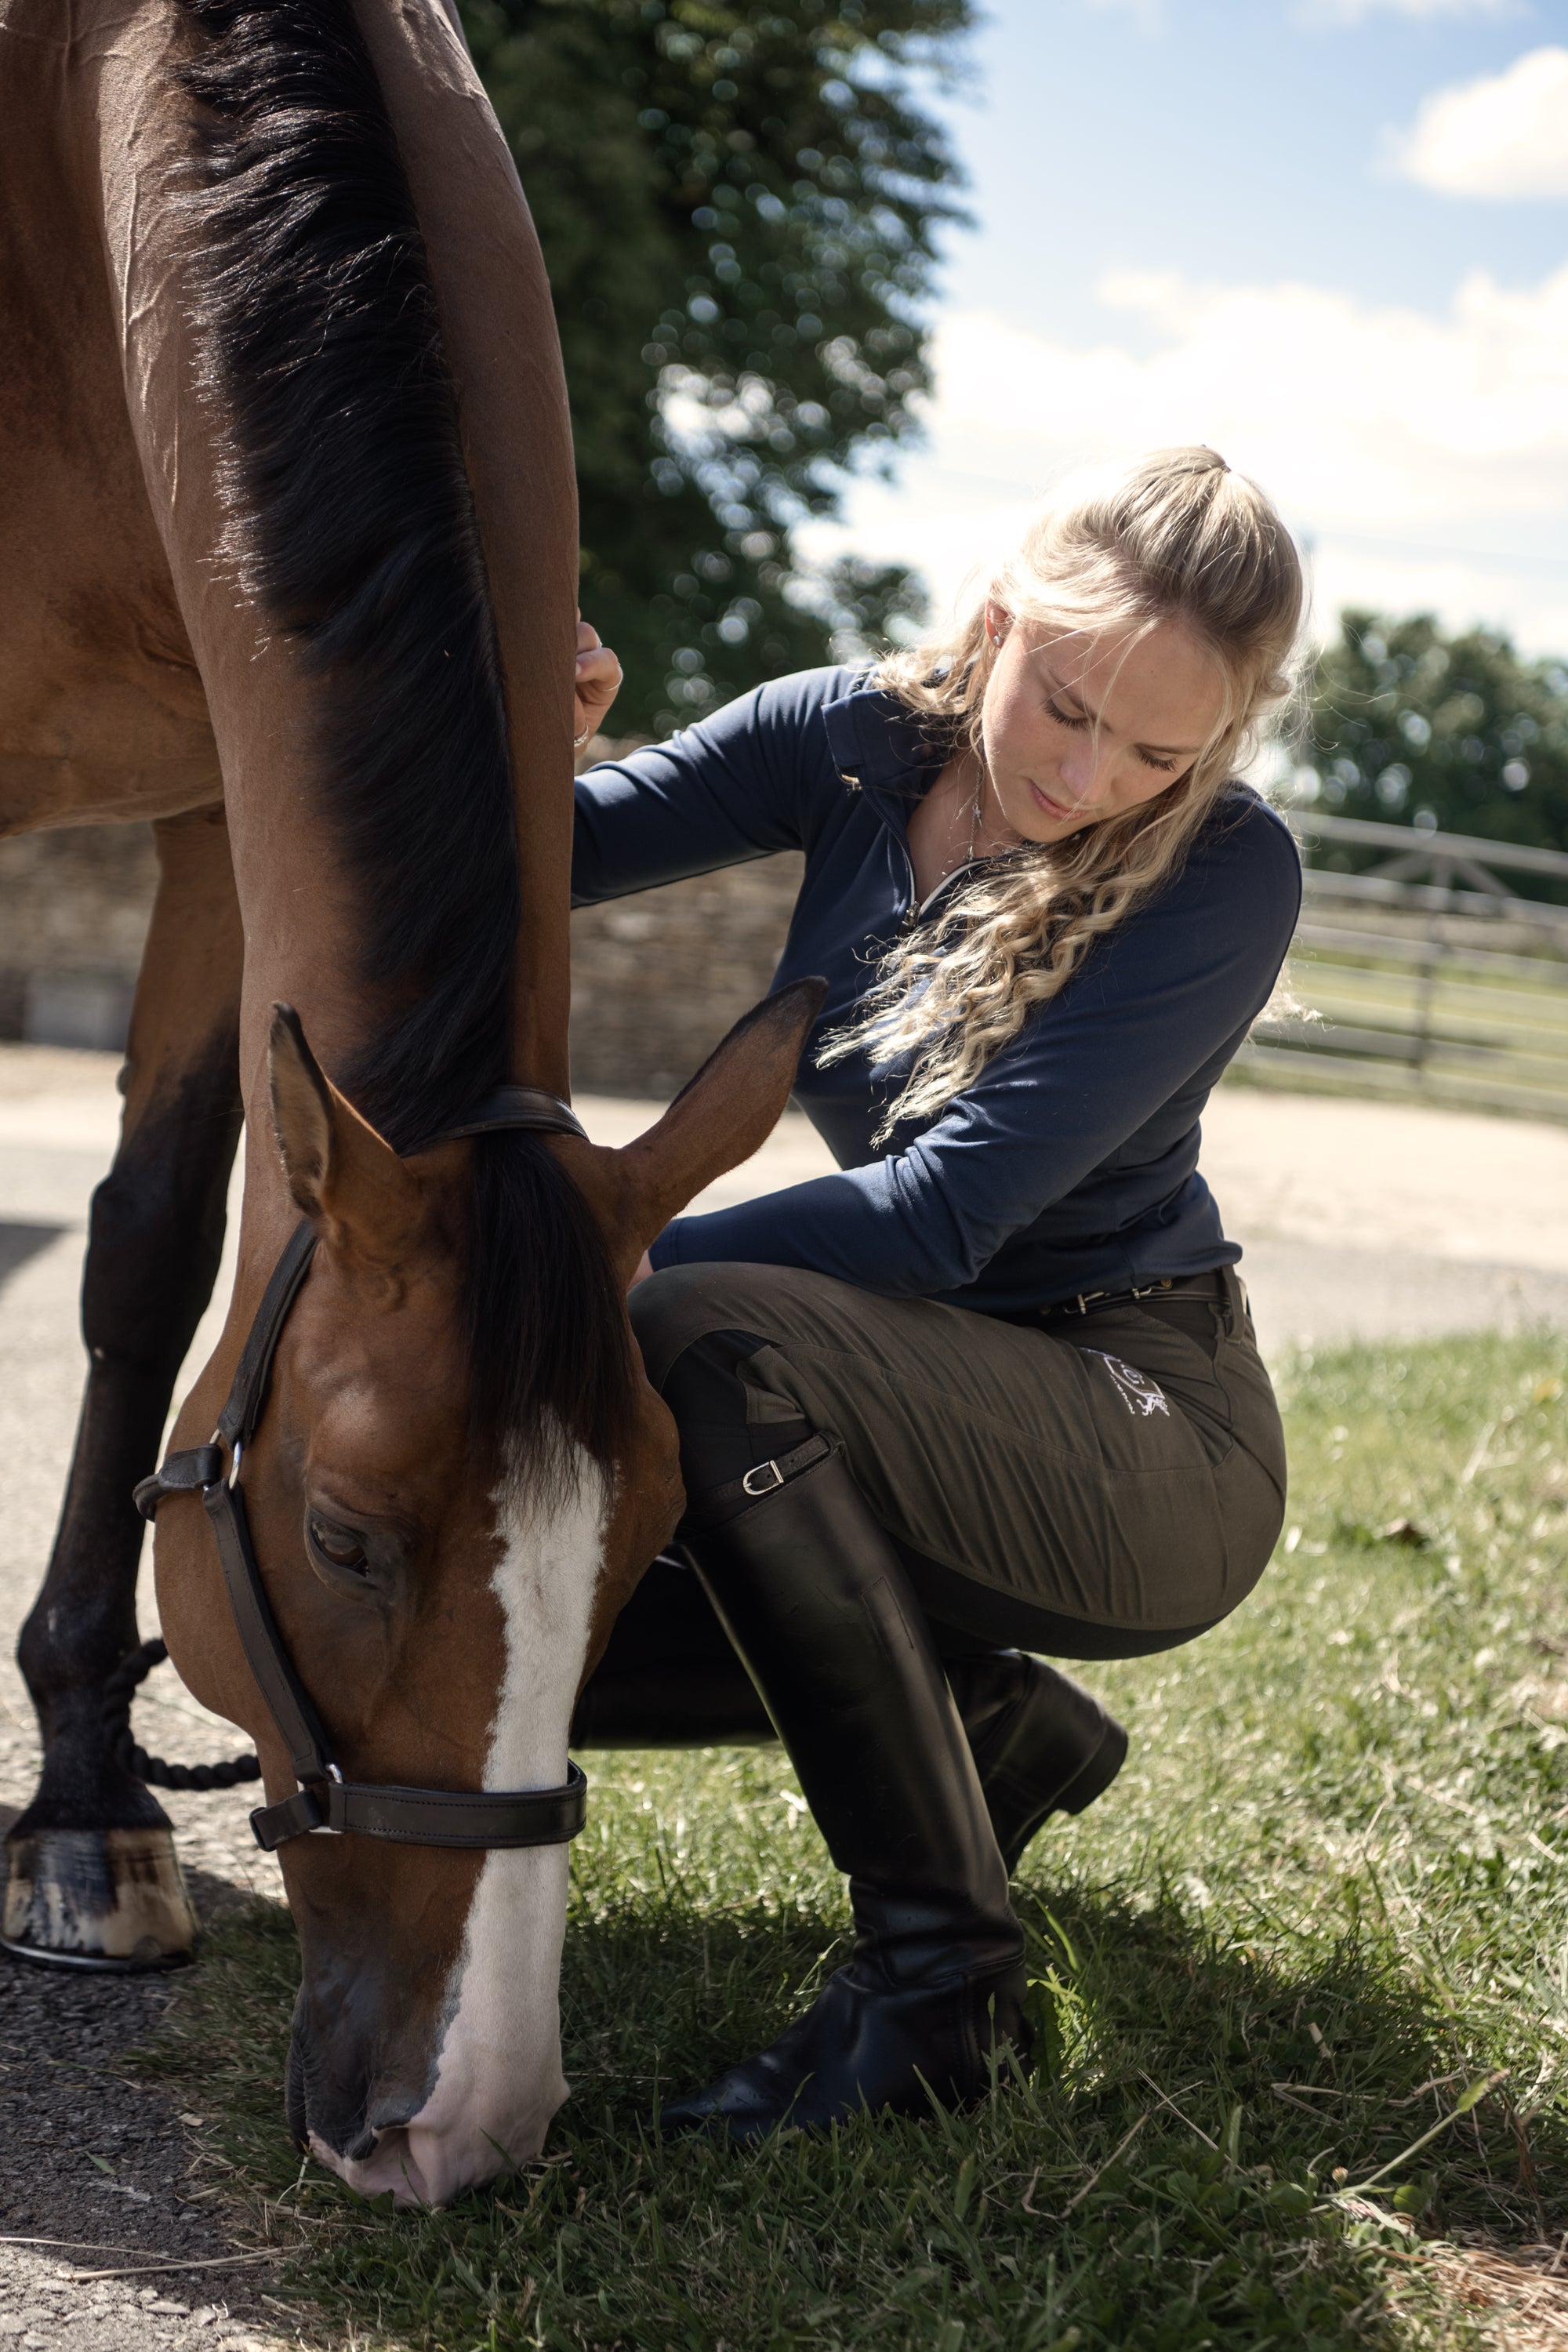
[
  {"xmin": 459, "ymin": 0, "xmax": 965, "ymax": 735},
  {"xmin": 1308, "ymin": 612, "xmax": 1568, "ymax": 859}
]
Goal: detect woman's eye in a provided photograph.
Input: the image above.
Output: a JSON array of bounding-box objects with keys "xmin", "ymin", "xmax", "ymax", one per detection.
[
  {"xmin": 308, "ymin": 1518, "xmax": 369, "ymax": 1574},
  {"xmin": 1045, "ymin": 697, "xmax": 1089, "ymax": 732}
]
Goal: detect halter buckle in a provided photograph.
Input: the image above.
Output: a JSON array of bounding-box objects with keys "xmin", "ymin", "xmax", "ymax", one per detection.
[
  {"xmin": 314, "ymin": 1766, "xmax": 347, "ymax": 1835},
  {"xmin": 741, "ymin": 1460, "xmax": 785, "ymax": 1497},
  {"xmin": 200, "ymin": 1425, "xmax": 243, "ymax": 1494}
]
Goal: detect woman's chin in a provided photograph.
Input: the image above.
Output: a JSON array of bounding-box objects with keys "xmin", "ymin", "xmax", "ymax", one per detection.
[{"xmin": 1009, "ymin": 800, "xmax": 1085, "ymax": 846}]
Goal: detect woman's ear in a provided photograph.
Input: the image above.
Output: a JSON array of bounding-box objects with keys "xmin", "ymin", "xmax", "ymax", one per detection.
[{"xmin": 985, "ymin": 600, "xmax": 1011, "ymax": 649}]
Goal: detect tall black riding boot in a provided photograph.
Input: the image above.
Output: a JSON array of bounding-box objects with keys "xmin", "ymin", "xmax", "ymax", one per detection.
[
  {"xmin": 945, "ymin": 1652, "xmax": 1127, "ymax": 1875},
  {"xmin": 570, "ymin": 1553, "xmax": 775, "ymax": 1748},
  {"xmin": 659, "ymin": 1438, "xmax": 1029, "ymax": 2142},
  {"xmin": 571, "ymin": 1564, "xmax": 1128, "ymax": 1873}
]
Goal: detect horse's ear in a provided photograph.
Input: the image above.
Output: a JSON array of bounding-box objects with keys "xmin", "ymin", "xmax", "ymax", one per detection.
[
  {"xmin": 568, "ymin": 978, "xmax": 828, "ymax": 1283},
  {"xmin": 267, "ymin": 1004, "xmax": 423, "ymax": 1265}
]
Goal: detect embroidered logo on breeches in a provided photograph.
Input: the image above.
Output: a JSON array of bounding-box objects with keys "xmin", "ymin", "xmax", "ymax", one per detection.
[{"xmin": 1085, "ymin": 1350, "xmax": 1171, "ymax": 1418}]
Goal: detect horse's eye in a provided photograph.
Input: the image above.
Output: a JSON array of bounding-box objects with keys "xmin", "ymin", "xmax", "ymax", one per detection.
[{"xmin": 308, "ymin": 1517, "xmax": 369, "ymax": 1575}]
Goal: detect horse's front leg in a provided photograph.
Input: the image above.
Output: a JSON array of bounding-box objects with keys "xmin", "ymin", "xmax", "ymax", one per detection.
[{"xmin": 5, "ymin": 804, "xmax": 243, "ymax": 1969}]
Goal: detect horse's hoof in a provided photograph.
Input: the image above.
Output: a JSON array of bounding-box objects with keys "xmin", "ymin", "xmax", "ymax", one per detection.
[{"xmin": 2, "ymin": 1827, "xmax": 195, "ymax": 1971}]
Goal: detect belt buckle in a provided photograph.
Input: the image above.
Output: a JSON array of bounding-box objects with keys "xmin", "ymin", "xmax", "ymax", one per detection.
[{"xmin": 741, "ymin": 1460, "xmax": 784, "ymax": 1498}]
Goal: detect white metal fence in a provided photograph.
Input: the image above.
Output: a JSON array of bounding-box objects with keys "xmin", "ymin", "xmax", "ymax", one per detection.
[{"xmin": 1241, "ymin": 811, "xmax": 1568, "ymax": 1123}]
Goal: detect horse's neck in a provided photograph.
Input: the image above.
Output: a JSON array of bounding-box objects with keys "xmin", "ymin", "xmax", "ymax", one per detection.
[
  {"xmin": 37, "ymin": 1, "xmax": 340, "ymax": 1091},
  {"xmin": 89, "ymin": 0, "xmax": 580, "ymax": 1115},
  {"xmin": 321, "ymin": 0, "xmax": 580, "ymax": 1098}
]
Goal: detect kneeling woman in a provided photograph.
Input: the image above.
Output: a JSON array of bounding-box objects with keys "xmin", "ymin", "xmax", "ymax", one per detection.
[{"xmin": 570, "ymin": 446, "xmax": 1303, "ymax": 2138}]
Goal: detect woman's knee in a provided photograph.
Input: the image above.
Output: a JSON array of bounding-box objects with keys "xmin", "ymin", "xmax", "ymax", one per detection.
[
  {"xmin": 628, "ymin": 1260, "xmax": 799, "ymax": 1392},
  {"xmin": 627, "ymin": 1267, "xmax": 699, "ymax": 1392},
  {"xmin": 628, "ymin": 1265, "xmax": 816, "ymax": 1496}
]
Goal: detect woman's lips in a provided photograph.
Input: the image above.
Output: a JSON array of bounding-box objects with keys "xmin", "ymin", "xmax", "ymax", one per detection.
[{"xmin": 1028, "ymin": 779, "xmax": 1080, "ymax": 822}]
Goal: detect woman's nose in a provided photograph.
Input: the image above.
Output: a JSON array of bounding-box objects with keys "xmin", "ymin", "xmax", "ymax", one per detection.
[{"xmin": 1058, "ymin": 738, "xmax": 1109, "ymax": 801}]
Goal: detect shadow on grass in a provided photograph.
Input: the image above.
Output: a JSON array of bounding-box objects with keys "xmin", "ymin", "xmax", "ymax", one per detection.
[{"xmin": 138, "ymin": 1878, "xmax": 1557, "ymax": 2351}]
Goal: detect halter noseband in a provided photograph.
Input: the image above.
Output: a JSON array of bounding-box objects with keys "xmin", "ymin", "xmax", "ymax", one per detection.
[{"xmin": 135, "ymin": 1087, "xmax": 593, "ymax": 1856}]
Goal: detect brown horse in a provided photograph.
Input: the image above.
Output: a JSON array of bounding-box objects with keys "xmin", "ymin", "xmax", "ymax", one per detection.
[{"xmin": 0, "ymin": 0, "xmax": 815, "ymax": 2201}]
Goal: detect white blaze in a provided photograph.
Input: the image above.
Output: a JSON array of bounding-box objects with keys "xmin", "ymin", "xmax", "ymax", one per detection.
[{"xmin": 318, "ymin": 1452, "xmax": 608, "ymax": 2207}]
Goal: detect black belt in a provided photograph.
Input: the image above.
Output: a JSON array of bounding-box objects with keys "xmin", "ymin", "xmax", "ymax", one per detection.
[{"xmin": 1014, "ymin": 1269, "xmax": 1232, "ymax": 1331}]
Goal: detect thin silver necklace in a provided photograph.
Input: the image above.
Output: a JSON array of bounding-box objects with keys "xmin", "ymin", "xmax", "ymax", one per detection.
[{"xmin": 962, "ymin": 755, "xmax": 1020, "ymax": 869}]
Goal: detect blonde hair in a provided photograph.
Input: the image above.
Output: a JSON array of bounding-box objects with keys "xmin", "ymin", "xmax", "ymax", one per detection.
[{"xmin": 821, "ymin": 445, "xmax": 1304, "ymax": 1138}]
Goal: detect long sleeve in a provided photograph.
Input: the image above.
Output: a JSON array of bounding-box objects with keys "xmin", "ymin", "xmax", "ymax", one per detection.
[
  {"xmin": 572, "ymin": 667, "xmax": 853, "ymax": 906},
  {"xmin": 649, "ymin": 808, "xmax": 1301, "ymax": 1301}
]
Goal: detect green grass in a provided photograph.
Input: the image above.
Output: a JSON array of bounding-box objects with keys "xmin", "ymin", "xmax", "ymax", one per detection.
[{"xmin": 143, "ymin": 1331, "xmax": 1568, "ymax": 2350}]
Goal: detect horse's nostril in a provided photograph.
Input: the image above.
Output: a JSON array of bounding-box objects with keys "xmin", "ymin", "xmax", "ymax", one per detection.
[
  {"xmin": 366, "ymin": 2099, "xmax": 419, "ymax": 2140},
  {"xmin": 285, "ymin": 1985, "xmax": 425, "ymax": 2166},
  {"xmin": 340, "ymin": 2111, "xmax": 418, "ymax": 2167}
]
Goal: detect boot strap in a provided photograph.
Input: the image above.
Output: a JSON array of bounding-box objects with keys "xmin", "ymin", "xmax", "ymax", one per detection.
[{"xmin": 690, "ymin": 1432, "xmax": 837, "ymax": 1523}]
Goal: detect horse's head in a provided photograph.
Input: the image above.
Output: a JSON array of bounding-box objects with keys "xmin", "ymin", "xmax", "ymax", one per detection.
[{"xmin": 156, "ymin": 982, "xmax": 819, "ymax": 2205}]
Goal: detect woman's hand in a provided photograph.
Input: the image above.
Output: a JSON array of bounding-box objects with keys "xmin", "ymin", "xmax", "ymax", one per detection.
[{"xmin": 574, "ymin": 616, "xmax": 622, "ymax": 750}]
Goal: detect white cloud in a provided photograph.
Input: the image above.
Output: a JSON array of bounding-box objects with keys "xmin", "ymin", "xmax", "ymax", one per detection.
[
  {"xmin": 1087, "ymin": 0, "xmax": 1515, "ymax": 30},
  {"xmin": 1095, "ymin": 0, "xmax": 1514, "ymax": 17},
  {"xmin": 801, "ymin": 263, "xmax": 1568, "ymax": 653},
  {"xmin": 1308, "ymin": 0, "xmax": 1515, "ymax": 19},
  {"xmin": 1107, "ymin": 0, "xmax": 1512, "ymax": 16},
  {"xmin": 1390, "ymin": 45, "xmax": 1568, "ymax": 198}
]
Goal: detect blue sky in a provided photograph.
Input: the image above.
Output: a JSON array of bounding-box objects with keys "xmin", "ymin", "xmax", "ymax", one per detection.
[
  {"xmin": 943, "ymin": 0, "xmax": 1566, "ymax": 331},
  {"xmin": 807, "ymin": 0, "xmax": 1568, "ymax": 652}
]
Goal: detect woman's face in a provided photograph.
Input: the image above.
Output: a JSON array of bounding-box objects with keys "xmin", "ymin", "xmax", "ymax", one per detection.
[{"xmin": 979, "ymin": 608, "xmax": 1227, "ymax": 845}]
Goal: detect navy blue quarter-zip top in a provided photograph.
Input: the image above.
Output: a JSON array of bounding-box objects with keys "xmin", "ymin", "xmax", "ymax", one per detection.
[{"xmin": 571, "ymin": 666, "xmax": 1301, "ymax": 1316}]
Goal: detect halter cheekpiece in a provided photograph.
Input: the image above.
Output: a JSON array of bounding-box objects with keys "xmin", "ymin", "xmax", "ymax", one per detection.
[{"xmin": 135, "ymin": 1087, "xmax": 593, "ymax": 1855}]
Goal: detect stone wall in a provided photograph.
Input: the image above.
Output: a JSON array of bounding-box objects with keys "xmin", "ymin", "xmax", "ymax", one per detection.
[
  {"xmin": 569, "ymin": 852, "xmax": 803, "ymax": 1096},
  {"xmin": 0, "ymin": 766, "xmax": 803, "ymax": 1091},
  {"xmin": 0, "ymin": 825, "xmax": 156, "ymax": 1049}
]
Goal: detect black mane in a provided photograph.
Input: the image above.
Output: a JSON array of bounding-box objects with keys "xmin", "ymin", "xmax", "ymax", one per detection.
[{"xmin": 180, "ymin": 0, "xmax": 633, "ymax": 1479}]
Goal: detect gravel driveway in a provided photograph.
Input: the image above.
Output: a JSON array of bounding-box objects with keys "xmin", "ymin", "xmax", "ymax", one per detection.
[
  {"xmin": 0, "ymin": 1960, "xmax": 286, "ymax": 2350},
  {"xmin": 0, "ymin": 1055, "xmax": 301, "ymax": 2350}
]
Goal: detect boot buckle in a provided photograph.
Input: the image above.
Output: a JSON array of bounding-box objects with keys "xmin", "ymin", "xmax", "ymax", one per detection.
[{"xmin": 741, "ymin": 1460, "xmax": 785, "ymax": 1497}]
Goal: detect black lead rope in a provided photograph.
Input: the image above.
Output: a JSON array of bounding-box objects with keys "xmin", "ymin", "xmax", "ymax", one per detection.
[
  {"xmin": 102, "ymin": 1638, "xmax": 261, "ymax": 1793},
  {"xmin": 127, "ymin": 1087, "xmax": 593, "ymax": 1855}
]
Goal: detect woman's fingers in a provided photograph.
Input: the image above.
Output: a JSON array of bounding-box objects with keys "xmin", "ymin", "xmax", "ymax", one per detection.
[{"xmin": 574, "ymin": 633, "xmax": 623, "ymax": 747}]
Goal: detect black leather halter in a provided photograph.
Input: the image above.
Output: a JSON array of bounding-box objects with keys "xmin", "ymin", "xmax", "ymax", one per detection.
[{"xmin": 136, "ymin": 1086, "xmax": 593, "ymax": 1857}]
